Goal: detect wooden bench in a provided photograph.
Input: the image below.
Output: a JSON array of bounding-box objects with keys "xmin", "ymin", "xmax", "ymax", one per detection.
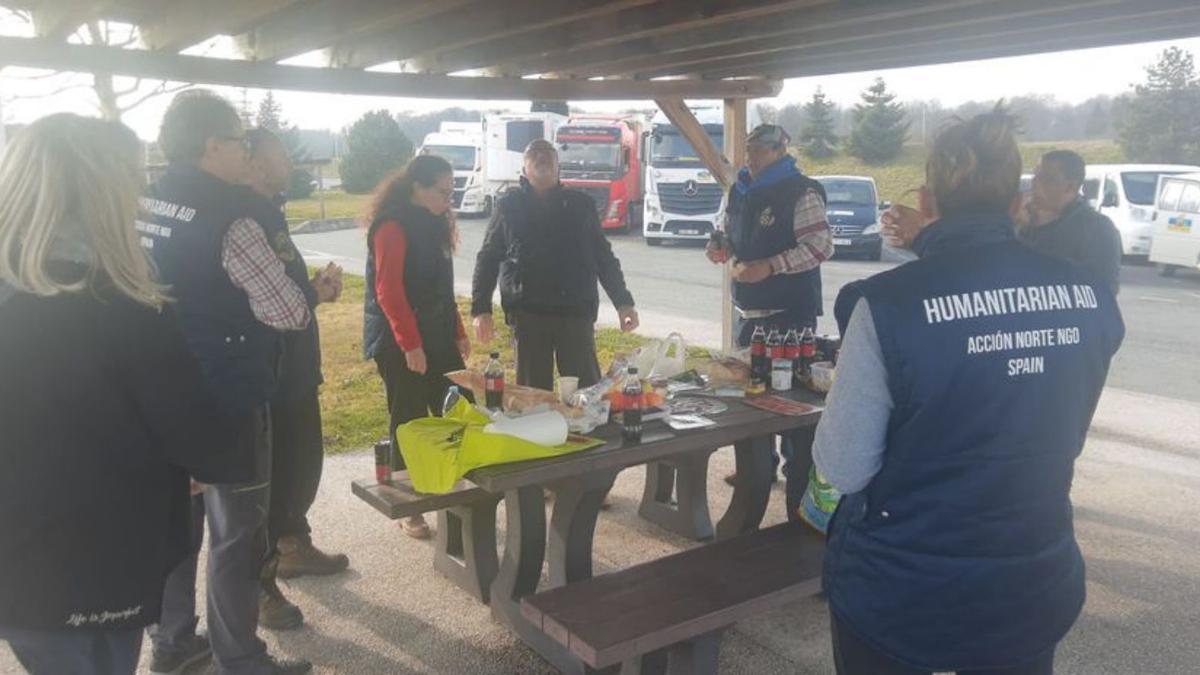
[
  {"xmin": 352, "ymin": 471, "xmax": 502, "ymax": 603},
  {"xmin": 521, "ymin": 522, "xmax": 826, "ymax": 674}
]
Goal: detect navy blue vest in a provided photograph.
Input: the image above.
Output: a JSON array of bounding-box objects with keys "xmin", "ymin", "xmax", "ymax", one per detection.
[
  {"xmin": 825, "ymin": 213, "xmax": 1124, "ymax": 671},
  {"xmin": 242, "ymin": 190, "xmax": 324, "ymax": 401},
  {"xmin": 141, "ymin": 166, "xmax": 281, "ymax": 414},
  {"xmin": 363, "ymin": 205, "xmax": 460, "ymax": 373},
  {"xmin": 726, "ymin": 161, "xmax": 826, "ymax": 318}
]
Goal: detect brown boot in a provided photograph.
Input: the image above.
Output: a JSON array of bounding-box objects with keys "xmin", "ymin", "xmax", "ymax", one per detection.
[
  {"xmin": 399, "ymin": 514, "xmax": 432, "ymax": 540},
  {"xmin": 259, "ymin": 560, "xmax": 304, "ymax": 631},
  {"xmin": 276, "ymin": 535, "xmax": 350, "ymax": 579}
]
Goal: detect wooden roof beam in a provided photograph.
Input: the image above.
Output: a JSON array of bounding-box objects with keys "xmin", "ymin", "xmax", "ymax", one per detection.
[
  {"xmin": 0, "ymin": 35, "xmax": 781, "ymax": 100},
  {"xmin": 323, "ymin": 0, "xmax": 645, "ymax": 70},
  {"xmin": 624, "ymin": 0, "xmax": 1183, "ymax": 79},
  {"xmin": 30, "ymin": 0, "xmax": 124, "ymax": 41},
  {"xmin": 240, "ymin": 0, "xmax": 470, "ymax": 64},
  {"xmin": 655, "ymin": 97, "xmax": 735, "ymax": 188},
  {"xmin": 139, "ymin": 0, "xmax": 303, "ymax": 52},
  {"xmin": 389, "ymin": 0, "xmax": 652, "ymax": 74},
  {"xmin": 701, "ymin": 11, "xmax": 1200, "ymax": 79},
  {"xmin": 433, "ymin": 0, "xmax": 829, "ymax": 77}
]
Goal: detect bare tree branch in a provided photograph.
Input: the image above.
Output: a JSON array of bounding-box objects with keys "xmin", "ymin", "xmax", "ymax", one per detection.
[
  {"xmin": 4, "ymin": 83, "xmax": 93, "ymax": 99},
  {"xmin": 118, "ymin": 82, "xmax": 191, "ymax": 115}
]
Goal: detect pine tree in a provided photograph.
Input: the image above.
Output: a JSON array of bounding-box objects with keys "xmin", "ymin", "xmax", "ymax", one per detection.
[
  {"xmin": 1117, "ymin": 47, "xmax": 1200, "ymax": 164},
  {"xmin": 798, "ymin": 89, "xmax": 839, "ymax": 159},
  {"xmin": 256, "ymin": 91, "xmax": 285, "ymax": 132},
  {"xmin": 846, "ymin": 78, "xmax": 910, "ymax": 164},
  {"xmin": 340, "ymin": 110, "xmax": 414, "ymax": 194}
]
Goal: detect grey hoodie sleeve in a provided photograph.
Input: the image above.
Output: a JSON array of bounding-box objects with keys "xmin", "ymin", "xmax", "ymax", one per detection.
[{"xmin": 813, "ymin": 298, "xmax": 894, "ymax": 494}]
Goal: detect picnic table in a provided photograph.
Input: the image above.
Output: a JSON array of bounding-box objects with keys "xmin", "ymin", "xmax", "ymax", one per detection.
[{"xmin": 353, "ymin": 389, "xmax": 824, "ymax": 673}]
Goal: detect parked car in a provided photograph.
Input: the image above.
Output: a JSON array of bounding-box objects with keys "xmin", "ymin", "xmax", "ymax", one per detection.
[{"xmin": 814, "ymin": 175, "xmax": 885, "ymax": 261}]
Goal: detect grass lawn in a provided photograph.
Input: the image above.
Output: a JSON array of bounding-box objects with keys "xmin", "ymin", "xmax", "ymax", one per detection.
[
  {"xmin": 803, "ymin": 139, "xmax": 1125, "ymax": 205},
  {"xmin": 285, "ymin": 190, "xmax": 372, "ymax": 226},
  {"xmin": 315, "ymin": 271, "xmax": 652, "ymax": 453}
]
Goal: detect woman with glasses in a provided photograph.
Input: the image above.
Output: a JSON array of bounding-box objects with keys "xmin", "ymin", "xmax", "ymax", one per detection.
[
  {"xmin": 363, "ymin": 155, "xmax": 471, "ymax": 539},
  {"xmin": 0, "ymin": 114, "xmax": 249, "ymax": 674}
]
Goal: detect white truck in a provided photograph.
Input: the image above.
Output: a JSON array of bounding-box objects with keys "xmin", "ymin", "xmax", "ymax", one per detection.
[
  {"xmin": 481, "ymin": 111, "xmax": 567, "ymax": 211},
  {"xmin": 642, "ymin": 105, "xmax": 760, "ymax": 246},
  {"xmin": 418, "ymin": 121, "xmax": 487, "ymax": 217}
]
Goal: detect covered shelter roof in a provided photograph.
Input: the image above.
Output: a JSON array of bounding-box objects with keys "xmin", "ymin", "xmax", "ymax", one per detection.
[{"xmin": 0, "ymin": 0, "xmax": 1198, "ymax": 101}]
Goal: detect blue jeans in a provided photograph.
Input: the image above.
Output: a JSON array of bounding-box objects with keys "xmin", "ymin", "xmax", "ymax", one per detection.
[{"xmin": 1, "ymin": 625, "xmax": 142, "ymax": 675}]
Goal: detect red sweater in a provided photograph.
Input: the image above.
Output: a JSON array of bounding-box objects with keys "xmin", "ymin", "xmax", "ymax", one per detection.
[{"xmin": 373, "ymin": 222, "xmax": 466, "ymax": 352}]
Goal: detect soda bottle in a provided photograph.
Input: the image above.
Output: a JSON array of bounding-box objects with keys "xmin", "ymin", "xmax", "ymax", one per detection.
[
  {"xmin": 442, "ymin": 385, "xmax": 463, "ymax": 416},
  {"xmin": 748, "ymin": 325, "xmax": 768, "ymax": 394},
  {"xmin": 798, "ymin": 327, "xmax": 818, "ymax": 386},
  {"xmin": 709, "ymin": 230, "xmax": 730, "ymax": 263},
  {"xmin": 784, "ymin": 328, "xmax": 801, "ymax": 389},
  {"xmin": 767, "ymin": 328, "xmax": 783, "ymax": 360},
  {"xmin": 622, "ymin": 366, "xmax": 644, "ymax": 443},
  {"xmin": 484, "ymin": 351, "xmax": 505, "ymax": 411}
]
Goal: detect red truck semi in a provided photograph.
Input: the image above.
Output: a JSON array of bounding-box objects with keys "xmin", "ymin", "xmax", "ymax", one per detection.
[{"xmin": 555, "ymin": 115, "xmax": 645, "ymax": 233}]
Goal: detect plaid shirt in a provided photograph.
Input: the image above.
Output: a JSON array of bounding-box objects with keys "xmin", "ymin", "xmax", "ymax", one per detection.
[
  {"xmin": 221, "ymin": 218, "xmax": 310, "ymax": 331},
  {"xmin": 769, "ymin": 188, "xmax": 834, "ymax": 274}
]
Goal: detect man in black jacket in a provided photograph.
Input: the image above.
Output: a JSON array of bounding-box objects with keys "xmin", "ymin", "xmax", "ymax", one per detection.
[
  {"xmin": 472, "ymin": 139, "xmax": 637, "ymax": 390},
  {"xmin": 1022, "ymin": 150, "xmax": 1122, "ymax": 294},
  {"xmin": 242, "ymin": 129, "xmax": 347, "ymax": 632}
]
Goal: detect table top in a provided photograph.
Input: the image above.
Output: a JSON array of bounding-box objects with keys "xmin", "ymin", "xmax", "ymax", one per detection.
[{"xmin": 467, "ymin": 390, "xmax": 824, "ymax": 493}]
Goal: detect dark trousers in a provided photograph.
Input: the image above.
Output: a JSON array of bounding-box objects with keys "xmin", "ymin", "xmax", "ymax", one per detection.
[
  {"xmin": 375, "ymin": 340, "xmax": 465, "ymax": 470},
  {"xmin": 1, "ymin": 625, "xmax": 143, "ymax": 675},
  {"xmin": 267, "ymin": 390, "xmax": 324, "ymax": 547},
  {"xmin": 736, "ymin": 309, "xmax": 817, "ymax": 521},
  {"xmin": 153, "ymin": 408, "xmax": 273, "ymax": 674},
  {"xmin": 513, "ymin": 311, "xmax": 602, "ymax": 391},
  {"xmin": 831, "ymin": 611, "xmax": 1056, "ymax": 675}
]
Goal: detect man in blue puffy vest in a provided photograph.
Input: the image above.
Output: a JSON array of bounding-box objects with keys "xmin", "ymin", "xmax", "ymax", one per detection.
[
  {"xmin": 708, "ymin": 124, "xmax": 833, "ymax": 518},
  {"xmin": 813, "ymin": 108, "xmax": 1124, "ymax": 674},
  {"xmin": 141, "ymin": 91, "xmax": 313, "ymax": 675}
]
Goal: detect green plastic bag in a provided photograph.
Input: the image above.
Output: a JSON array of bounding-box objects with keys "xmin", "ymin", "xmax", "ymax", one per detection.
[
  {"xmin": 395, "ymin": 399, "xmax": 604, "ymax": 494},
  {"xmin": 798, "ymin": 465, "xmax": 842, "ymax": 535}
]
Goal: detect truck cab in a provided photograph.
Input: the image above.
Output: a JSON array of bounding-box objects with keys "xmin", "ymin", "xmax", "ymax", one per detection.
[
  {"xmin": 814, "ymin": 175, "xmax": 884, "ymax": 260},
  {"xmin": 419, "ymin": 122, "xmax": 487, "ymax": 217},
  {"xmin": 556, "ymin": 115, "xmax": 645, "ymax": 233},
  {"xmin": 642, "ymin": 106, "xmax": 760, "ymax": 246},
  {"xmin": 1084, "ymin": 164, "xmax": 1200, "ymax": 257}
]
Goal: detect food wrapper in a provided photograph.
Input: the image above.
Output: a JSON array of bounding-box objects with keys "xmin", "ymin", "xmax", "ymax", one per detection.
[
  {"xmin": 694, "ymin": 352, "xmax": 751, "ymax": 387},
  {"xmin": 446, "ymin": 370, "xmax": 572, "ymax": 416}
]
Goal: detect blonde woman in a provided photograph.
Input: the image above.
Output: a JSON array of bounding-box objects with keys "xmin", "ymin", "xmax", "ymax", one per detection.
[
  {"xmin": 0, "ymin": 114, "xmax": 248, "ymax": 675},
  {"xmin": 813, "ymin": 107, "xmax": 1124, "ymax": 674}
]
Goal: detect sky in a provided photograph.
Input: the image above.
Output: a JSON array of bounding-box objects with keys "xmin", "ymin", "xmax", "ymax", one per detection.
[{"xmin": 2, "ymin": 13, "xmax": 1199, "ymax": 142}]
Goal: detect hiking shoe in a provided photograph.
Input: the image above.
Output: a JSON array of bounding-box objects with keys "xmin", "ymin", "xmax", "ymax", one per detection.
[
  {"xmin": 399, "ymin": 514, "xmax": 431, "ymax": 539},
  {"xmin": 259, "ymin": 578, "xmax": 304, "ymax": 631},
  {"xmin": 149, "ymin": 633, "xmax": 211, "ymax": 674},
  {"xmin": 276, "ymin": 536, "xmax": 350, "ymax": 579}
]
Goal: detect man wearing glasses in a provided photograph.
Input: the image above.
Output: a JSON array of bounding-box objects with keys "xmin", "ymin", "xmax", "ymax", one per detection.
[{"xmin": 140, "ymin": 90, "xmax": 312, "ymax": 675}]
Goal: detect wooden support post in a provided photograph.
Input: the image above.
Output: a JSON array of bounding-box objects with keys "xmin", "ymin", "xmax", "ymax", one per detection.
[
  {"xmin": 722, "ymin": 98, "xmax": 747, "ymax": 355},
  {"xmin": 652, "ymin": 97, "xmax": 733, "ymax": 187}
]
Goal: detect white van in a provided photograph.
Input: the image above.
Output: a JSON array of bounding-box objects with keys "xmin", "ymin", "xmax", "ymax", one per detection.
[
  {"xmin": 1149, "ymin": 172, "xmax": 1200, "ymax": 275},
  {"xmin": 1083, "ymin": 164, "xmax": 1200, "ymax": 257}
]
